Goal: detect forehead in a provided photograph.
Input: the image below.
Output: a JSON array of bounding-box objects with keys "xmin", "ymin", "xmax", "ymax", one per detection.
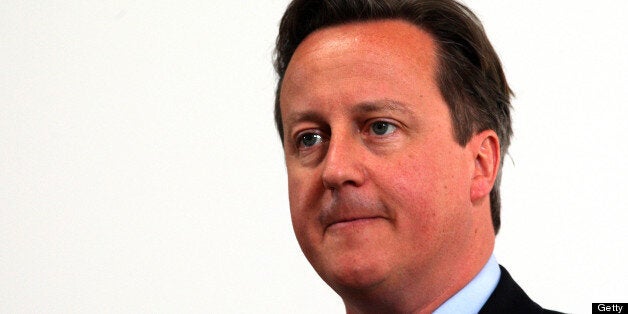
[
  {"xmin": 281, "ymin": 19, "xmax": 439, "ymax": 108},
  {"xmin": 286, "ymin": 19, "xmax": 437, "ymax": 79}
]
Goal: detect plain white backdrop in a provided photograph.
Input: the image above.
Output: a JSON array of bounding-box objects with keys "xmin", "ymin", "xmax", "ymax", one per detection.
[{"xmin": 1, "ymin": 1, "xmax": 626, "ymax": 313}]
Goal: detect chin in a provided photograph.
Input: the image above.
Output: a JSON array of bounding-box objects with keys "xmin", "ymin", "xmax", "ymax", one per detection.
[{"xmin": 318, "ymin": 251, "xmax": 391, "ymax": 292}]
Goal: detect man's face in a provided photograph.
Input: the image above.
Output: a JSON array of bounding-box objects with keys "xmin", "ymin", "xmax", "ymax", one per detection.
[{"xmin": 280, "ymin": 20, "xmax": 482, "ymax": 294}]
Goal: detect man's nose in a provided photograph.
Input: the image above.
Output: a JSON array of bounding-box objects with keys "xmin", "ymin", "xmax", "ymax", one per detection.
[{"xmin": 321, "ymin": 134, "xmax": 366, "ymax": 190}]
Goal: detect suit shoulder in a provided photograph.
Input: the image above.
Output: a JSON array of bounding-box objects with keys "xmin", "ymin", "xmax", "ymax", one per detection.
[{"xmin": 479, "ymin": 265, "xmax": 565, "ymax": 314}]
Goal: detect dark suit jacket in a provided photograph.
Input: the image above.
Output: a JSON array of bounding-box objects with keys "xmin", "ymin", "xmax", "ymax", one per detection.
[{"xmin": 479, "ymin": 266, "xmax": 564, "ymax": 314}]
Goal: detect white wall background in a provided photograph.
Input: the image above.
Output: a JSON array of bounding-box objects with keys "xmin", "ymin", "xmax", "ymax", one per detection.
[{"xmin": 1, "ymin": 1, "xmax": 626, "ymax": 313}]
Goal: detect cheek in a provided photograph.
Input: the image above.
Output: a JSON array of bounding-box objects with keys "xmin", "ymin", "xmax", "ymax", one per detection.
[
  {"xmin": 287, "ymin": 181, "xmax": 314, "ymax": 255},
  {"xmin": 381, "ymin": 151, "xmax": 468, "ymax": 222},
  {"xmin": 287, "ymin": 173, "xmax": 328, "ymax": 267},
  {"xmin": 287, "ymin": 175, "xmax": 308, "ymax": 225},
  {"xmin": 287, "ymin": 169, "xmax": 323, "ymax": 237}
]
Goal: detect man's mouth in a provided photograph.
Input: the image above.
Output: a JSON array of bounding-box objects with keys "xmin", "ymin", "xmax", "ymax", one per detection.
[{"xmin": 325, "ymin": 216, "xmax": 384, "ymax": 232}]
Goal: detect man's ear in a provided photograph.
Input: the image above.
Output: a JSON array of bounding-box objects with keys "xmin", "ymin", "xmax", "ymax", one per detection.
[{"xmin": 469, "ymin": 130, "xmax": 500, "ymax": 203}]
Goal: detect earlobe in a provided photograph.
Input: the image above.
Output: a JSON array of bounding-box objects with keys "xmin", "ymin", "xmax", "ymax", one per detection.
[{"xmin": 470, "ymin": 130, "xmax": 500, "ymax": 203}]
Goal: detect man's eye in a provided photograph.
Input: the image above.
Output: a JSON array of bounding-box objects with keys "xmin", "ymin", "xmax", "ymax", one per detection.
[
  {"xmin": 370, "ymin": 121, "xmax": 396, "ymax": 136},
  {"xmin": 298, "ymin": 133, "xmax": 323, "ymax": 148}
]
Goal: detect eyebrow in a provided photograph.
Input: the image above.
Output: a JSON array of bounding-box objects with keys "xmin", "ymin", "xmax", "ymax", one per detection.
[
  {"xmin": 351, "ymin": 99, "xmax": 416, "ymax": 117},
  {"xmin": 284, "ymin": 99, "xmax": 416, "ymax": 128},
  {"xmin": 284, "ymin": 110, "xmax": 326, "ymax": 128}
]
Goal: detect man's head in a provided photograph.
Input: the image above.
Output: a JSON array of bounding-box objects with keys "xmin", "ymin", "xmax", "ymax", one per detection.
[
  {"xmin": 275, "ymin": 0, "xmax": 512, "ymax": 234},
  {"xmin": 274, "ymin": 0, "xmax": 512, "ymax": 311}
]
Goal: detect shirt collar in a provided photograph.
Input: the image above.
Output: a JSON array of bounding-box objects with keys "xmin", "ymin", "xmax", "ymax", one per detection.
[{"xmin": 433, "ymin": 254, "xmax": 501, "ymax": 314}]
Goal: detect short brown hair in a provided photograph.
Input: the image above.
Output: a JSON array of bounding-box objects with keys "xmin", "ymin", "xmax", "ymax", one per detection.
[{"xmin": 273, "ymin": 0, "xmax": 513, "ymax": 234}]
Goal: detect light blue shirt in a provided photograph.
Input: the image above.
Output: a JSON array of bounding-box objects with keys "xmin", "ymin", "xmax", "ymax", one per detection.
[{"xmin": 433, "ymin": 255, "xmax": 501, "ymax": 314}]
